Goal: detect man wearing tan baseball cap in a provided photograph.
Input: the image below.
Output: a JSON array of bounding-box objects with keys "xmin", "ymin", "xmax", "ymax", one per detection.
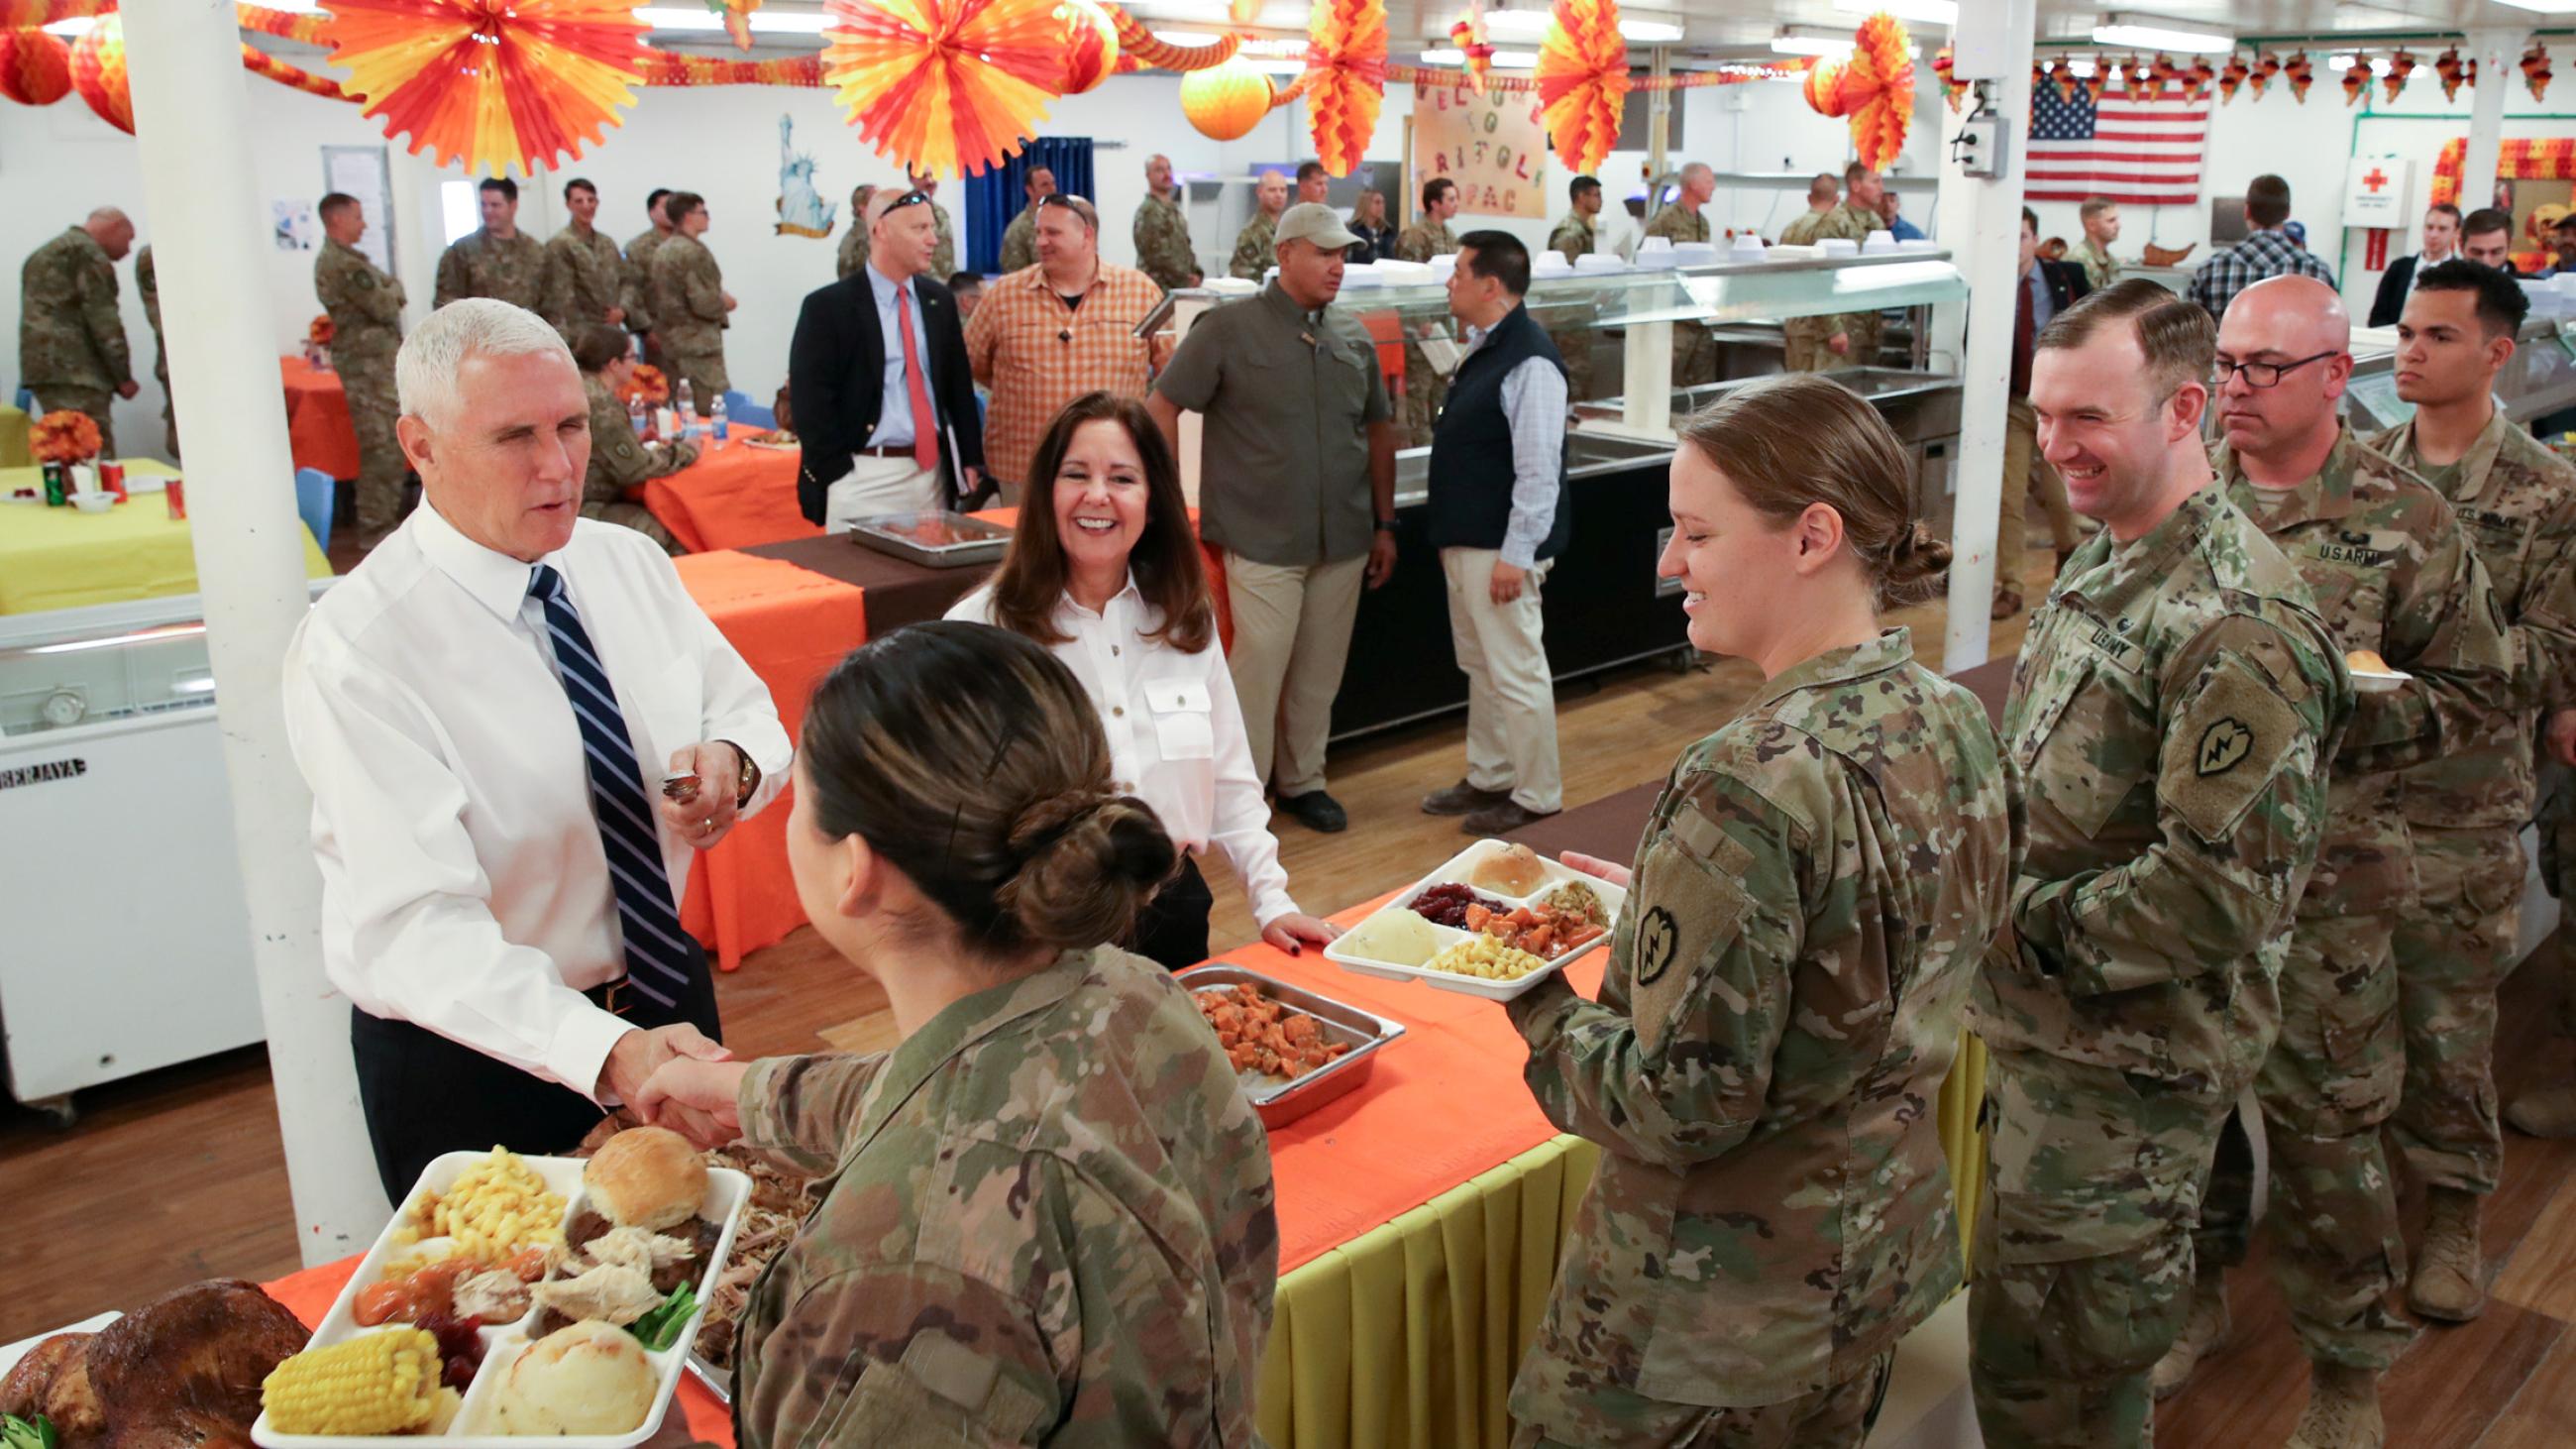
[{"xmin": 1149, "ymin": 202, "xmax": 1399, "ymax": 835}]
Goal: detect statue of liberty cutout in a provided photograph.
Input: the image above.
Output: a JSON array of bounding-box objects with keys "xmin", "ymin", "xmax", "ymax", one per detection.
[{"xmin": 775, "ymin": 114, "xmax": 835, "ymax": 239}]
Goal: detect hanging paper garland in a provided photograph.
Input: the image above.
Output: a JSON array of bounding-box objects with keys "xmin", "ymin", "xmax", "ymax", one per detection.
[
  {"xmin": 1179, "ymin": 55, "xmax": 1270, "ymax": 139},
  {"xmin": 1800, "ymin": 11, "xmax": 1911, "ymax": 172},
  {"xmin": 323, "ymin": 0, "xmax": 648, "ymax": 175},
  {"xmin": 822, "ymin": 0, "xmax": 1062, "ymax": 177},
  {"xmin": 2342, "ymin": 54, "xmax": 2370, "ymax": 107},
  {"xmin": 67, "ymin": 10, "xmax": 129, "ymax": 133},
  {"xmin": 1302, "ymin": 0, "xmax": 1383, "ymax": 176},
  {"xmin": 2436, "ymin": 46, "xmax": 2464, "ymax": 102},
  {"xmin": 1449, "ymin": 8, "xmax": 1492, "ymax": 97},
  {"xmin": 1056, "ymin": 0, "xmax": 1119, "ymax": 95},
  {"xmin": 709, "ymin": 0, "xmax": 758, "ymax": 50},
  {"xmin": 2249, "ymin": 51, "xmax": 2279, "ymax": 99},
  {"xmin": 0, "ymin": 0, "xmax": 104, "ymax": 24},
  {"xmin": 636, "ymin": 48, "xmax": 823, "ymax": 85},
  {"xmin": 2079, "ymin": 58, "xmax": 2109, "ymax": 107},
  {"xmin": 1102, "ymin": 4, "xmax": 1238, "ymax": 70},
  {"xmin": 2525, "ymin": 43, "xmax": 2552, "ymax": 103},
  {"xmin": 1536, "ymin": 0, "xmax": 1626, "ymax": 174},
  {"xmin": 0, "ymin": 25, "xmax": 72, "ymax": 105},
  {"xmin": 2382, "ymin": 50, "xmax": 2414, "ymax": 104},
  {"xmin": 2284, "ymin": 51, "xmax": 2313, "ymax": 103},
  {"xmin": 2182, "ymin": 56, "xmax": 2212, "ymax": 100},
  {"xmin": 2045, "ymin": 56, "xmax": 2075, "ymax": 103},
  {"xmin": 2217, "ymin": 53, "xmax": 2247, "ymax": 103},
  {"xmin": 242, "ymin": 42, "xmax": 346, "ymax": 98},
  {"xmin": 1930, "ymin": 45, "xmax": 1966, "ymax": 112}
]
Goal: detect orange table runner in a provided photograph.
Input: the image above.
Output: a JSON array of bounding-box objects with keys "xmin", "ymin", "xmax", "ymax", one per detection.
[
  {"xmin": 641, "ymin": 431, "xmax": 823, "ymax": 554},
  {"xmin": 279, "ymin": 355, "xmax": 360, "ymax": 481}
]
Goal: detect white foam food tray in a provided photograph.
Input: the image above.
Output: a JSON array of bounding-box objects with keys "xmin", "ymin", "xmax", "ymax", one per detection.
[
  {"xmin": 1326, "ymin": 837, "xmax": 1627, "ymax": 1001},
  {"xmin": 2351, "ymin": 666, "xmax": 2409, "ymax": 695},
  {"xmin": 251, "ymin": 1151, "xmax": 749, "ymax": 1449}
]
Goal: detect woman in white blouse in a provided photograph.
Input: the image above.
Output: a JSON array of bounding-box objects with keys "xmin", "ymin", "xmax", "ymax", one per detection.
[{"xmin": 949, "ymin": 391, "xmax": 1339, "ymax": 967}]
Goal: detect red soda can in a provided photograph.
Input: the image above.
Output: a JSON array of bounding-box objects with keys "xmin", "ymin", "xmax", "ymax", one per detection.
[
  {"xmin": 100, "ymin": 461, "xmax": 126, "ymax": 502},
  {"xmin": 164, "ymin": 476, "xmax": 186, "ymax": 520}
]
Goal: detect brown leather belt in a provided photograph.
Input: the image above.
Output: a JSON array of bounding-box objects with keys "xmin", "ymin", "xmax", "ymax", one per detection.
[{"xmin": 854, "ymin": 444, "xmax": 927, "ymax": 458}]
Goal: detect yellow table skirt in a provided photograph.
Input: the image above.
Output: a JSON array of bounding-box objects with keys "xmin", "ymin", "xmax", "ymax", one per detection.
[
  {"xmin": 1257, "ymin": 1036, "xmax": 1987, "ymax": 1449},
  {"xmin": 0, "ymin": 404, "xmax": 28, "ymax": 469},
  {"xmin": 0, "ymin": 460, "xmax": 331, "ymax": 613}
]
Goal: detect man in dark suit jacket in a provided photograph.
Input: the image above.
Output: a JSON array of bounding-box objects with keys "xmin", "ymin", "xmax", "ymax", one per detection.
[
  {"xmin": 2368, "ymin": 203, "xmax": 2462, "ymax": 328},
  {"xmin": 789, "ymin": 189, "xmax": 985, "ymax": 527}
]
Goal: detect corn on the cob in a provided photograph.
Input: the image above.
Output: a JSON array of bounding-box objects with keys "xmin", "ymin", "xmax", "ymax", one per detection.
[{"xmin": 262, "ymin": 1328, "xmax": 443, "ymax": 1436}]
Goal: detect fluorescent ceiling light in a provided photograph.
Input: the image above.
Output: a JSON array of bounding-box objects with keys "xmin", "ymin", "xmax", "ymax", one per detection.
[
  {"xmin": 2491, "ymin": 1, "xmax": 2576, "ymax": 14},
  {"xmin": 634, "ymin": 6, "xmax": 831, "ymax": 32},
  {"xmin": 1151, "ymin": 30, "xmax": 1223, "ymax": 46},
  {"xmin": 1484, "ymin": 9, "xmax": 1682, "ymax": 42},
  {"xmin": 2328, "ymin": 55, "xmax": 2398, "ymax": 75},
  {"xmin": 1832, "ymin": 0, "xmax": 1957, "ymax": 23},
  {"xmin": 2092, "ymin": 22, "xmax": 2233, "ymax": 54},
  {"xmin": 42, "ymin": 17, "xmax": 92, "ymax": 34}
]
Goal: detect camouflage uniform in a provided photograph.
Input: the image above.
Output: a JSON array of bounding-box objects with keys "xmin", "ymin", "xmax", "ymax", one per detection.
[
  {"xmin": 1133, "ymin": 190, "xmax": 1198, "ymax": 291},
  {"xmin": 728, "ymin": 947, "xmax": 1277, "ymax": 1447},
  {"xmin": 137, "ymin": 244, "xmax": 171, "ymax": 457},
  {"xmin": 1394, "ymin": 219, "xmax": 1458, "ymax": 447},
  {"xmin": 1544, "ymin": 211, "xmax": 1596, "ymax": 400},
  {"xmin": 926, "ymin": 198, "xmax": 958, "ymax": 281},
  {"xmin": 1967, "ymin": 482, "xmax": 2346, "ymax": 1449},
  {"xmin": 999, "ymin": 203, "xmax": 1041, "ymax": 274},
  {"xmin": 1645, "ymin": 203, "xmax": 1717, "ymax": 388},
  {"xmin": 542, "ymin": 223, "xmax": 626, "ymax": 342},
  {"xmin": 313, "ymin": 237, "xmax": 409, "ymax": 536},
  {"xmin": 649, "ymin": 233, "xmax": 731, "ymax": 410},
  {"xmin": 2072, "ymin": 239, "xmax": 2121, "ymax": 292},
  {"xmin": 1779, "ymin": 203, "xmax": 1880, "ymax": 374},
  {"xmin": 2373, "ymin": 415, "xmax": 2576, "ymax": 1196},
  {"xmin": 2196, "ymin": 428, "xmax": 2514, "ymax": 1373},
  {"xmin": 17, "ymin": 224, "xmax": 131, "ymax": 457},
  {"xmin": 835, "ymin": 218, "xmax": 872, "ymax": 281},
  {"xmin": 431, "ymin": 226, "xmax": 546, "ymax": 311},
  {"xmin": 1507, "ymin": 629, "xmax": 2015, "ymax": 1447},
  {"xmin": 1228, "ymin": 210, "xmax": 1277, "ymax": 282},
  {"xmin": 623, "ymin": 226, "xmax": 669, "ymax": 344},
  {"xmin": 580, "ymin": 373, "xmax": 688, "ymax": 554}
]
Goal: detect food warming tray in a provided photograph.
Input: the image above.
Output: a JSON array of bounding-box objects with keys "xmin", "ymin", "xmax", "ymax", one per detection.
[
  {"xmin": 1178, "ymin": 963, "xmax": 1406, "ymax": 1128},
  {"xmin": 844, "ymin": 510, "xmax": 1013, "ymax": 567}
]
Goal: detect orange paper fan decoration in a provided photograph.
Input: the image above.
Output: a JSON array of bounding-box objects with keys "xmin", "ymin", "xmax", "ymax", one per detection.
[
  {"xmin": 31, "ymin": 409, "xmax": 104, "ymax": 464},
  {"xmin": 1801, "ymin": 12, "xmax": 1912, "ymax": 172},
  {"xmin": 0, "ymin": 26, "xmax": 73, "ymax": 106},
  {"xmin": 1303, "ymin": 0, "xmax": 1385, "ymax": 176},
  {"xmin": 822, "ymin": 0, "xmax": 1063, "ymax": 178},
  {"xmin": 68, "ymin": 11, "xmax": 130, "ymax": 134},
  {"xmin": 322, "ymin": 0, "xmax": 648, "ymax": 175},
  {"xmin": 1536, "ymin": 0, "xmax": 1627, "ymax": 175}
]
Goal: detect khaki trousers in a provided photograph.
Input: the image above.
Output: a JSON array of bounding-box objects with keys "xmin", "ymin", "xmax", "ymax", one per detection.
[
  {"xmin": 1224, "ymin": 551, "xmax": 1367, "ymax": 798},
  {"xmin": 1440, "ymin": 548, "xmax": 1560, "ymax": 814},
  {"xmin": 2000, "ymin": 397, "xmax": 2081, "ymax": 596},
  {"xmin": 823, "ymin": 455, "xmax": 943, "ymax": 529}
]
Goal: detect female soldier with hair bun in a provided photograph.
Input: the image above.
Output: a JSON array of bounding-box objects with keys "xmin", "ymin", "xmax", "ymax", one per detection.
[
  {"xmin": 637, "ymin": 620, "xmax": 1277, "ymax": 1447},
  {"xmin": 1503, "ymin": 374, "xmax": 2019, "ymax": 1447}
]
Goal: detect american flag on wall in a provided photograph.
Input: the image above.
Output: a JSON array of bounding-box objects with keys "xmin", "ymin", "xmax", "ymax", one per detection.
[{"xmin": 2026, "ymin": 84, "xmax": 2212, "ymax": 205}]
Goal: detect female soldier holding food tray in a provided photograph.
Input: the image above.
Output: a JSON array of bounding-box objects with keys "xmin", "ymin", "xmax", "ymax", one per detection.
[{"xmin": 1501, "ymin": 374, "xmax": 2020, "ymax": 1447}]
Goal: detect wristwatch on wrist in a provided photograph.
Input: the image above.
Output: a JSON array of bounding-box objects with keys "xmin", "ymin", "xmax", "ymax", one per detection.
[
  {"xmin": 1374, "ymin": 518, "xmax": 1399, "ymax": 532},
  {"xmin": 719, "ymin": 740, "xmax": 760, "ymax": 807}
]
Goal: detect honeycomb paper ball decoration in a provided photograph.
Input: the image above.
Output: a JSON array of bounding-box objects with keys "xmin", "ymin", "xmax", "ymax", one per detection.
[
  {"xmin": 69, "ymin": 13, "xmax": 133, "ymax": 135},
  {"xmin": 0, "ymin": 28, "xmax": 74, "ymax": 107},
  {"xmin": 1181, "ymin": 57, "xmax": 1273, "ymax": 143},
  {"xmin": 1057, "ymin": 0, "xmax": 1120, "ymax": 96}
]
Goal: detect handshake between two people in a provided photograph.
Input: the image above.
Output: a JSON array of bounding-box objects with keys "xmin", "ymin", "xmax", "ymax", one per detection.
[{"xmin": 595, "ymin": 1023, "xmax": 754, "ymax": 1150}]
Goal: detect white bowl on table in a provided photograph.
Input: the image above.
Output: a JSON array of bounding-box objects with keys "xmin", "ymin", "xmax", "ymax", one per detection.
[{"xmin": 70, "ymin": 491, "xmax": 114, "ymax": 513}]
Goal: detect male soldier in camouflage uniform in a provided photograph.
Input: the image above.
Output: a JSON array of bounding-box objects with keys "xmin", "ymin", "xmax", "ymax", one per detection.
[
  {"xmin": 434, "ymin": 176, "xmax": 547, "ymax": 311},
  {"xmin": 649, "ymin": 191, "xmax": 736, "ymax": 411},
  {"xmin": 907, "ymin": 164, "xmax": 959, "ymax": 280},
  {"xmin": 998, "ymin": 166, "xmax": 1055, "ymax": 274},
  {"xmin": 1646, "ymin": 164, "xmax": 1717, "ymax": 387},
  {"xmin": 1133, "ymin": 153, "xmax": 1199, "ymax": 291},
  {"xmin": 571, "ymin": 326, "xmax": 690, "ymax": 554},
  {"xmin": 17, "ymin": 207, "xmax": 137, "ymax": 457},
  {"xmin": 1777, "ymin": 174, "xmax": 1843, "ymax": 371},
  {"xmin": 1545, "ymin": 173, "xmax": 1602, "ymax": 399},
  {"xmin": 314, "ymin": 193, "xmax": 410, "ymax": 541},
  {"xmin": 543, "ymin": 177, "xmax": 627, "ymax": 345},
  {"xmin": 2369, "ymin": 263, "xmax": 2576, "ymax": 1321},
  {"xmin": 1395, "ymin": 176, "xmax": 1463, "ymax": 446},
  {"xmin": 1972, "ymin": 281, "xmax": 2349, "ymax": 1449},
  {"xmin": 625, "ymin": 188, "xmax": 674, "ymax": 363},
  {"xmin": 1229, "ymin": 167, "xmax": 1288, "ymax": 280},
  {"xmin": 1780, "ymin": 165, "xmax": 1883, "ymax": 373},
  {"xmin": 1506, "ymin": 378, "xmax": 2017, "ymax": 1449},
  {"xmin": 834, "ymin": 183, "xmax": 878, "ymax": 279},
  {"xmin": 136, "ymin": 242, "xmax": 172, "ymax": 457},
  {"xmin": 2174, "ymin": 275, "xmax": 2513, "ymax": 1448}
]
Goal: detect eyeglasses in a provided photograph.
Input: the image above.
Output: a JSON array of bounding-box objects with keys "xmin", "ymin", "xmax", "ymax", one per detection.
[
  {"xmin": 885, "ymin": 190, "xmax": 932, "ymax": 211},
  {"xmin": 2211, "ymin": 350, "xmax": 2341, "ymax": 390},
  {"xmin": 1035, "ymin": 193, "xmax": 1093, "ymax": 212}
]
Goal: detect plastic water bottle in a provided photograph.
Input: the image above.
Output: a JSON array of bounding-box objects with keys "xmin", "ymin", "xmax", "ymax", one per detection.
[
  {"xmin": 628, "ymin": 396, "xmax": 648, "ymax": 439},
  {"xmin": 676, "ymin": 380, "xmax": 698, "ymax": 441},
  {"xmin": 709, "ymin": 392, "xmax": 729, "ymax": 447}
]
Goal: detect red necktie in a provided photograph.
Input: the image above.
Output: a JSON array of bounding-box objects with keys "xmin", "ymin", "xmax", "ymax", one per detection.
[{"xmin": 896, "ymin": 284, "xmax": 940, "ymax": 474}]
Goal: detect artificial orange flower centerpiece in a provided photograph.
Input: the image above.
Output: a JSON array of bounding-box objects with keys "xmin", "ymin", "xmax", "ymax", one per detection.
[
  {"xmin": 621, "ymin": 363, "xmax": 671, "ymax": 407},
  {"xmin": 32, "ymin": 409, "xmax": 105, "ymax": 464}
]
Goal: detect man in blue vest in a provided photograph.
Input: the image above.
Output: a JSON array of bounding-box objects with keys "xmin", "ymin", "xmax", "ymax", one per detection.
[{"xmin": 1418, "ymin": 231, "xmax": 1570, "ymax": 836}]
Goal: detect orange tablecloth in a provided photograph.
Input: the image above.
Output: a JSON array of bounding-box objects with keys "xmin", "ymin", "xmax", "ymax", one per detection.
[
  {"xmin": 260, "ymin": 895, "xmax": 1599, "ymax": 1447},
  {"xmin": 279, "ymin": 355, "xmax": 361, "ymax": 481},
  {"xmin": 641, "ymin": 432, "xmax": 823, "ymax": 554}
]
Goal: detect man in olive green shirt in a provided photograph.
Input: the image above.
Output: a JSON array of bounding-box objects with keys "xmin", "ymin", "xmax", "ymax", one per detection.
[
  {"xmin": 999, "ymin": 166, "xmax": 1055, "ymax": 274},
  {"xmin": 543, "ymin": 176, "xmax": 627, "ymax": 344},
  {"xmin": 2074, "ymin": 197, "xmax": 2124, "ymax": 291},
  {"xmin": 1780, "ymin": 163, "xmax": 1885, "ymax": 372},
  {"xmin": 626, "ymin": 187, "xmax": 674, "ymax": 361},
  {"xmin": 1394, "ymin": 176, "xmax": 1463, "ymax": 445},
  {"xmin": 433, "ymin": 175, "xmax": 546, "ymax": 311},
  {"xmin": 906, "ymin": 163, "xmax": 960, "ymax": 280},
  {"xmin": 1148, "ymin": 204, "xmax": 1398, "ymax": 836},
  {"xmin": 1229, "ymin": 168, "xmax": 1289, "ymax": 281},
  {"xmin": 314, "ymin": 193, "xmax": 409, "ymax": 539},
  {"xmin": 1646, "ymin": 164, "xmax": 1717, "ymax": 386},
  {"xmin": 1547, "ymin": 174, "xmax": 1604, "ymax": 398},
  {"xmin": 1133, "ymin": 153, "xmax": 1199, "ymax": 291}
]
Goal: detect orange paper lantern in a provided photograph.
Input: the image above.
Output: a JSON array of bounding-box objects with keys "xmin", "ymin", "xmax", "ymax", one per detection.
[
  {"xmin": 0, "ymin": 26, "xmax": 72, "ymax": 106},
  {"xmin": 1800, "ymin": 12, "xmax": 1912, "ymax": 173},
  {"xmin": 1056, "ymin": 0, "xmax": 1118, "ymax": 94},
  {"xmin": 1536, "ymin": 0, "xmax": 1628, "ymax": 175},
  {"xmin": 1305, "ymin": 0, "xmax": 1385, "ymax": 176},
  {"xmin": 1180, "ymin": 56, "xmax": 1271, "ymax": 142},
  {"xmin": 68, "ymin": 10, "xmax": 130, "ymax": 134}
]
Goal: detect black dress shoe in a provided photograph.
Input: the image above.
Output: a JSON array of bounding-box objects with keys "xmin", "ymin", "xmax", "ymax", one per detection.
[
  {"xmin": 1421, "ymin": 780, "xmax": 1513, "ymax": 817},
  {"xmin": 1275, "ymin": 790, "xmax": 1348, "ymax": 834}
]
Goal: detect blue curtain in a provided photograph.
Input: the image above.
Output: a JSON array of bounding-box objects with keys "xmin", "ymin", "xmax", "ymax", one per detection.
[{"xmin": 966, "ymin": 138, "xmax": 1097, "ymax": 275}]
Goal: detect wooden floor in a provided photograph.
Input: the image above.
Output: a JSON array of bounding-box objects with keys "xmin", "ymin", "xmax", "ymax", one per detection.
[{"xmin": 8, "ymin": 550, "xmax": 2576, "ymax": 1443}]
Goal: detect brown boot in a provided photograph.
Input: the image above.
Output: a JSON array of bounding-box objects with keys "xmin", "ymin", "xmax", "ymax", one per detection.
[
  {"xmin": 2151, "ymin": 1269, "xmax": 2229, "ymax": 1399},
  {"xmin": 2506, "ymin": 1079, "xmax": 2576, "ymax": 1138},
  {"xmin": 2409, "ymin": 1186, "xmax": 2487, "ymax": 1321},
  {"xmin": 2285, "ymin": 1363, "xmax": 2385, "ymax": 1449}
]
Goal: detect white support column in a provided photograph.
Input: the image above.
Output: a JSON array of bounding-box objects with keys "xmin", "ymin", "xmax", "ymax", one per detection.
[
  {"xmin": 1936, "ymin": 0, "xmax": 2034, "ymax": 675},
  {"xmin": 2462, "ymin": 29, "xmax": 2527, "ymax": 222},
  {"xmin": 122, "ymin": 0, "xmax": 383, "ymax": 1258}
]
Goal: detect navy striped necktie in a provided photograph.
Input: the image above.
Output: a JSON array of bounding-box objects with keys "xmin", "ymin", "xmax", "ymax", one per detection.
[{"xmin": 528, "ymin": 563, "xmax": 695, "ymax": 1007}]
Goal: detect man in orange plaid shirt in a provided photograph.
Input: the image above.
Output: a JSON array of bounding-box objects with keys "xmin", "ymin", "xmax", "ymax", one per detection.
[{"xmin": 964, "ymin": 194, "xmax": 1167, "ymax": 497}]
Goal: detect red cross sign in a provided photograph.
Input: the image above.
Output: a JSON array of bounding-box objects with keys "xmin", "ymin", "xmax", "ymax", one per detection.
[{"xmin": 2364, "ymin": 168, "xmax": 2391, "ymax": 192}]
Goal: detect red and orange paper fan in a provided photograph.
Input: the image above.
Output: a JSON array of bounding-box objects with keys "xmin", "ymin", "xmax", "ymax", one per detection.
[
  {"xmin": 1801, "ymin": 12, "xmax": 1912, "ymax": 172},
  {"xmin": 1303, "ymin": 0, "xmax": 1384, "ymax": 176},
  {"xmin": 822, "ymin": 0, "xmax": 1062, "ymax": 178},
  {"xmin": 1536, "ymin": 0, "xmax": 1626, "ymax": 175},
  {"xmin": 0, "ymin": 26, "xmax": 72, "ymax": 106},
  {"xmin": 31, "ymin": 409, "xmax": 103, "ymax": 464},
  {"xmin": 322, "ymin": 0, "xmax": 648, "ymax": 175},
  {"xmin": 68, "ymin": 11, "xmax": 129, "ymax": 133}
]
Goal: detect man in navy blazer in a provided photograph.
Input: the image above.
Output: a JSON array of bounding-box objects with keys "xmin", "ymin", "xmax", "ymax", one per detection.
[
  {"xmin": 2368, "ymin": 203, "xmax": 2462, "ymax": 328},
  {"xmin": 789, "ymin": 189, "xmax": 985, "ymax": 527}
]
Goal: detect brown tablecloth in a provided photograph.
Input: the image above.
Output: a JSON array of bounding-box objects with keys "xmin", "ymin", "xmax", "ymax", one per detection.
[{"xmin": 740, "ymin": 532, "xmax": 1001, "ymax": 634}]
